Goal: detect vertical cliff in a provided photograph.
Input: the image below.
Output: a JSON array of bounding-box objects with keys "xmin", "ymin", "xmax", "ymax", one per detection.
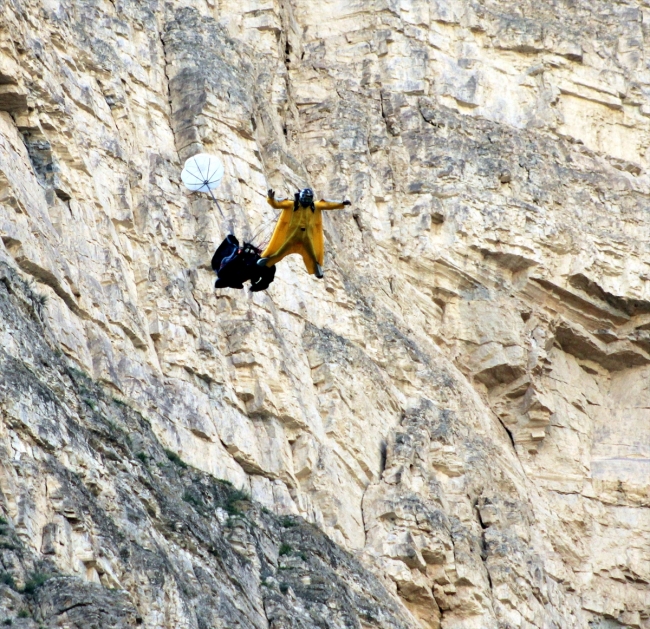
[{"xmin": 0, "ymin": 0, "xmax": 648, "ymax": 627}]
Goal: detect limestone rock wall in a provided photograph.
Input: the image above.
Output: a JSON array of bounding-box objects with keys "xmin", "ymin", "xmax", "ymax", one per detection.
[{"xmin": 0, "ymin": 0, "xmax": 648, "ymax": 628}]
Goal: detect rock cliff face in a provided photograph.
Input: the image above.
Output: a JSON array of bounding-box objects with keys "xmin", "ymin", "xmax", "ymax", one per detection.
[{"xmin": 0, "ymin": 0, "xmax": 648, "ymax": 627}]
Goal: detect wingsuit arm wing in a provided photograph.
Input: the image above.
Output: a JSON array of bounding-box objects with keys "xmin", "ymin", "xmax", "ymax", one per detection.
[
  {"xmin": 267, "ymin": 191, "xmax": 294, "ymax": 210},
  {"xmin": 315, "ymin": 199, "xmax": 350, "ymax": 210},
  {"xmin": 261, "ymin": 191, "xmax": 294, "ymax": 259}
]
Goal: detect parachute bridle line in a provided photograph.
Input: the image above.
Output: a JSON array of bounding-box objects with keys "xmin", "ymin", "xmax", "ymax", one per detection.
[
  {"xmin": 207, "ymin": 186, "xmax": 226, "ymax": 221},
  {"xmin": 248, "ymin": 211, "xmax": 279, "ymax": 248}
]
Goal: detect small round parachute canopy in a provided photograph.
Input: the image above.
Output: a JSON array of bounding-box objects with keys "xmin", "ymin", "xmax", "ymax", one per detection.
[{"xmin": 181, "ymin": 154, "xmax": 224, "ymax": 192}]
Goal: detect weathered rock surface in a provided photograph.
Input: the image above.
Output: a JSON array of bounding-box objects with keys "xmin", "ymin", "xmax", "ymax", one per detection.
[
  {"xmin": 0, "ymin": 0, "xmax": 648, "ymax": 627},
  {"xmin": 0, "ymin": 264, "xmax": 416, "ymax": 628}
]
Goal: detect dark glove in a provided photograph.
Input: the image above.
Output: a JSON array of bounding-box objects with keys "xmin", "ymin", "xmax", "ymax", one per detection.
[
  {"xmin": 268, "ymin": 189, "xmax": 275, "ymax": 199},
  {"xmin": 343, "ymin": 200, "xmax": 351, "ymax": 206}
]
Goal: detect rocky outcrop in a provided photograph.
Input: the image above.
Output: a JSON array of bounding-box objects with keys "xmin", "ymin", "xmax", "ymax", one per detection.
[
  {"xmin": 0, "ymin": 264, "xmax": 416, "ymax": 628},
  {"xmin": 0, "ymin": 0, "xmax": 648, "ymax": 628}
]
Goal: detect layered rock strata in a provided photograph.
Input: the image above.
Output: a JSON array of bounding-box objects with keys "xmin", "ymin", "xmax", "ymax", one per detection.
[
  {"xmin": 0, "ymin": 0, "xmax": 648, "ymax": 628},
  {"xmin": 0, "ymin": 263, "xmax": 416, "ymax": 628}
]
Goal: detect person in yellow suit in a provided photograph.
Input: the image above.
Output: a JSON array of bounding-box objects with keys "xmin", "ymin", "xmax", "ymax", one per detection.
[{"xmin": 257, "ymin": 188, "xmax": 351, "ymax": 278}]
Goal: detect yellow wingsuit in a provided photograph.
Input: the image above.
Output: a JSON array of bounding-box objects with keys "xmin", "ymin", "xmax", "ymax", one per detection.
[{"xmin": 258, "ymin": 189, "xmax": 349, "ymax": 277}]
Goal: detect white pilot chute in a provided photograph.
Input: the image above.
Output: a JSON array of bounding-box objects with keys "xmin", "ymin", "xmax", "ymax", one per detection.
[
  {"xmin": 181, "ymin": 153, "xmax": 224, "ymax": 192},
  {"xmin": 181, "ymin": 153, "xmax": 226, "ymax": 218}
]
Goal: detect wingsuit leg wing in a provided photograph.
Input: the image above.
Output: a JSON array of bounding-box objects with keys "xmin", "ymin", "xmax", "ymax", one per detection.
[
  {"xmin": 262, "ymin": 229, "xmax": 305, "ymax": 268},
  {"xmin": 298, "ymin": 234, "xmax": 319, "ymax": 276}
]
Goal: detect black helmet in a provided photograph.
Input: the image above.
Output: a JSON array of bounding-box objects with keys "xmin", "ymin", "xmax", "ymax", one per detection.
[{"xmin": 298, "ymin": 188, "xmax": 314, "ymax": 207}]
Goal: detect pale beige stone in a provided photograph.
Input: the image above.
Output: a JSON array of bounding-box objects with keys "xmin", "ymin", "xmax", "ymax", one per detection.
[{"xmin": 0, "ymin": 0, "xmax": 649, "ymax": 626}]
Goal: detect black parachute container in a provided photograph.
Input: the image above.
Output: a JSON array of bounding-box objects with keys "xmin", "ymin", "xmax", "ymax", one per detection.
[{"xmin": 211, "ymin": 235, "xmax": 275, "ymax": 291}]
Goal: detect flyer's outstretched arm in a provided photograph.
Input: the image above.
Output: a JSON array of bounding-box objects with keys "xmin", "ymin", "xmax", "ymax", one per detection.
[
  {"xmin": 315, "ymin": 199, "xmax": 351, "ymax": 210},
  {"xmin": 267, "ymin": 189, "xmax": 294, "ymax": 210}
]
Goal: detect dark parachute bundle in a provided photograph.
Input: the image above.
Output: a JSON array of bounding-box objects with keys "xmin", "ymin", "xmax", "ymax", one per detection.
[
  {"xmin": 181, "ymin": 153, "xmax": 275, "ymax": 292},
  {"xmin": 211, "ymin": 234, "xmax": 275, "ymax": 292}
]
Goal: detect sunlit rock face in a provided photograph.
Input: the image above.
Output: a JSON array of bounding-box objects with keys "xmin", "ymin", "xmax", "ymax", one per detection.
[{"xmin": 0, "ymin": 0, "xmax": 648, "ymax": 627}]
